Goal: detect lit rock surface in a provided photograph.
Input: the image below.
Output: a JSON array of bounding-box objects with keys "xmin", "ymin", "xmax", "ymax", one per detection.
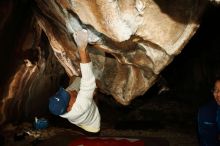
[
  {"xmin": 0, "ymin": 0, "xmax": 207, "ymax": 124},
  {"xmin": 34, "ymin": 0, "xmax": 206, "ymax": 104}
]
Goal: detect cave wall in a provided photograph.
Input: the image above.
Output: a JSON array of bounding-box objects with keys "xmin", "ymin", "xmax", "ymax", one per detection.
[
  {"xmin": 32, "ymin": 0, "xmax": 206, "ymax": 105},
  {"xmin": 1, "ymin": 0, "xmax": 218, "ymax": 125},
  {"xmin": 160, "ymin": 5, "xmax": 220, "ymax": 102},
  {"xmin": 0, "ymin": 0, "xmax": 67, "ymax": 124}
]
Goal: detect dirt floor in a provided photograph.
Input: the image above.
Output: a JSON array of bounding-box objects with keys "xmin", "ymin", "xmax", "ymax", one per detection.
[{"xmin": 0, "ymin": 91, "xmax": 200, "ymax": 146}]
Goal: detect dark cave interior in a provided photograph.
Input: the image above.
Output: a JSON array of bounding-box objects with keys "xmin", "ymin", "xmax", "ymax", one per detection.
[
  {"xmin": 1, "ymin": 1, "xmax": 220, "ymax": 104},
  {"xmin": 0, "ymin": 0, "xmax": 220, "ymax": 145}
]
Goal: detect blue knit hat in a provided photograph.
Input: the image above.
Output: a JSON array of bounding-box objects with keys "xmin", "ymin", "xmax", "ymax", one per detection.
[{"xmin": 49, "ymin": 87, "xmax": 70, "ymax": 115}]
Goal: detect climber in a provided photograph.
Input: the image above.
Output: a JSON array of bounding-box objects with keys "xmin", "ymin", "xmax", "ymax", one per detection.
[{"xmin": 48, "ymin": 29, "xmax": 100, "ymax": 133}]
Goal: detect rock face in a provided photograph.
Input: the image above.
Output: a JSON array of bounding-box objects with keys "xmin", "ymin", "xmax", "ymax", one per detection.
[
  {"xmin": 34, "ymin": 0, "xmax": 206, "ymax": 104},
  {"xmin": 0, "ymin": 0, "xmax": 207, "ymax": 124}
]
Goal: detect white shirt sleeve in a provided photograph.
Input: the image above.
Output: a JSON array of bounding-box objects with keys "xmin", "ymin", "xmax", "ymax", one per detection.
[
  {"xmin": 78, "ymin": 62, "xmax": 96, "ymax": 97},
  {"xmin": 60, "ymin": 62, "xmax": 100, "ymax": 133}
]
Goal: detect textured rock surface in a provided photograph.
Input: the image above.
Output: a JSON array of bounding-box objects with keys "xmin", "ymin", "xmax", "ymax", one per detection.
[
  {"xmin": 33, "ymin": 0, "xmax": 206, "ymax": 104},
  {"xmin": 0, "ymin": 0, "xmax": 207, "ymax": 124}
]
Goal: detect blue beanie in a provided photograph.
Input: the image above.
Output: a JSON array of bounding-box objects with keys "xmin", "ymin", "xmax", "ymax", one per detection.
[{"xmin": 49, "ymin": 87, "xmax": 70, "ymax": 115}]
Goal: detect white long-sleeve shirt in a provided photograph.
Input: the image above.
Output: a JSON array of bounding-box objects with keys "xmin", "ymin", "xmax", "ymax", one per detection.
[{"xmin": 60, "ymin": 62, "xmax": 101, "ymax": 133}]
